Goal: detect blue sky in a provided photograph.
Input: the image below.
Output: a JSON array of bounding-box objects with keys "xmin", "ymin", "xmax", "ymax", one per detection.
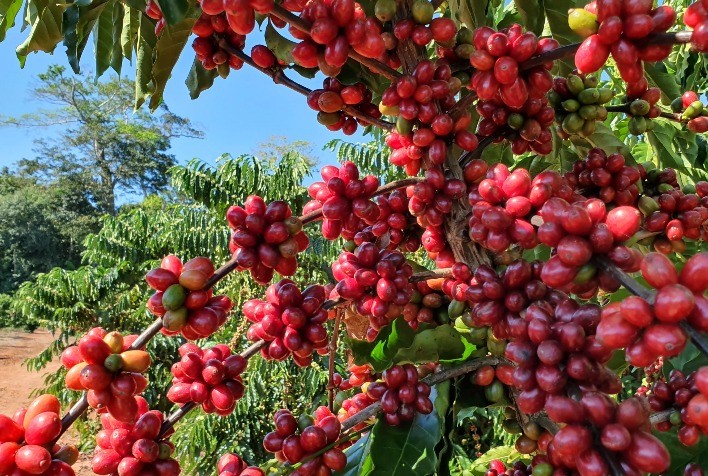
[{"xmin": 0, "ymin": 25, "xmax": 364, "ymax": 176}]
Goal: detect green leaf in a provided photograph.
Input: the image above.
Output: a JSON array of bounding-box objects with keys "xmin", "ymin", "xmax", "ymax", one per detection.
[
  {"xmin": 449, "ymin": 0, "xmax": 490, "ymax": 29},
  {"xmin": 647, "ymin": 121, "xmax": 692, "ymax": 175},
  {"xmin": 134, "ymin": 12, "xmax": 157, "ymax": 108},
  {"xmin": 644, "ymin": 62, "xmax": 681, "ymax": 103},
  {"xmin": 544, "ymin": 0, "xmax": 582, "ymax": 45},
  {"xmin": 585, "ymin": 122, "xmax": 631, "ymax": 157},
  {"xmin": 16, "ymin": 0, "xmax": 66, "ymax": 65},
  {"xmin": 121, "ymin": 7, "xmax": 139, "ymax": 61},
  {"xmin": 110, "ymin": 1, "xmax": 124, "ymax": 74},
  {"xmin": 393, "ymin": 325, "xmax": 476, "ymax": 366},
  {"xmin": 148, "ymin": 14, "xmax": 197, "ymax": 110},
  {"xmin": 514, "ymin": 0, "xmax": 544, "ymax": 35},
  {"xmin": 63, "ymin": 0, "xmax": 110, "ymax": 73},
  {"xmin": 665, "ymin": 342, "xmax": 708, "ymax": 375},
  {"xmin": 349, "ymin": 318, "xmax": 419, "ymax": 372},
  {"xmin": 0, "ymin": 0, "xmax": 23, "ymax": 42},
  {"xmin": 365, "ymin": 386, "xmax": 449, "ymax": 475},
  {"xmin": 265, "ymin": 21, "xmax": 295, "ymax": 64},
  {"xmin": 469, "ymin": 446, "xmax": 528, "ymax": 476},
  {"xmin": 94, "ymin": 3, "xmax": 114, "ymax": 78},
  {"xmin": 186, "ymin": 57, "xmax": 217, "ymax": 100},
  {"xmin": 154, "ymin": 0, "xmax": 188, "ymax": 25},
  {"xmin": 61, "ymin": 5, "xmax": 80, "ymax": 72},
  {"xmin": 335, "ymin": 432, "xmax": 375, "ymax": 476},
  {"xmin": 654, "ymin": 429, "xmax": 708, "ymax": 474}
]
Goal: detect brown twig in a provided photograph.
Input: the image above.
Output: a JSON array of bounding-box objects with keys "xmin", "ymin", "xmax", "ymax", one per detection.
[
  {"xmin": 268, "ymin": 5, "xmax": 401, "ymax": 80},
  {"xmin": 409, "ymin": 268, "xmax": 453, "ymax": 282},
  {"xmin": 299, "ymin": 176, "xmax": 425, "ymax": 225},
  {"xmin": 459, "ymin": 133, "xmax": 500, "ymax": 168},
  {"xmin": 219, "ymin": 41, "xmax": 394, "ymax": 131},
  {"xmin": 327, "ymin": 310, "xmax": 343, "ymax": 411}
]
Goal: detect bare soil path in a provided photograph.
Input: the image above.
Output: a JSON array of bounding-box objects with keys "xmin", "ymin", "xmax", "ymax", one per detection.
[{"xmin": 0, "ymin": 328, "xmax": 92, "ymax": 474}]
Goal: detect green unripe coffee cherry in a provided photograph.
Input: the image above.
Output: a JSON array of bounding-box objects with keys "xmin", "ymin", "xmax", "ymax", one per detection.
[
  {"xmin": 454, "ymin": 71, "xmax": 470, "ymax": 86},
  {"xmin": 104, "ymin": 354, "xmax": 125, "ymax": 373},
  {"xmin": 583, "ymin": 75, "xmax": 598, "ymax": 88},
  {"xmin": 457, "ymin": 27, "xmax": 474, "ymax": 45},
  {"xmin": 318, "ymin": 111, "xmax": 341, "ymax": 126},
  {"xmin": 502, "ymin": 419, "xmax": 522, "ymax": 434},
  {"xmin": 567, "ymin": 74, "xmax": 585, "ymax": 95},
  {"xmin": 454, "ymin": 44, "xmax": 475, "ymax": 59},
  {"xmin": 658, "ymin": 183, "xmax": 675, "ymax": 193},
  {"xmin": 562, "ymin": 113, "xmax": 584, "ymax": 133},
  {"xmin": 412, "ymin": 0, "xmax": 434, "ymax": 24},
  {"xmin": 298, "ymin": 414, "xmax": 315, "ymax": 432},
  {"xmin": 568, "ymin": 8, "xmax": 599, "ymax": 37},
  {"xmin": 573, "ymin": 263, "xmax": 597, "ymax": 284},
  {"xmin": 158, "ymin": 443, "xmax": 173, "ymax": 460},
  {"xmin": 484, "ymin": 380, "xmax": 505, "ymax": 403},
  {"xmin": 343, "ymin": 240, "xmax": 356, "ymax": 252},
  {"xmin": 670, "ymin": 410, "xmax": 682, "ymax": 426},
  {"xmin": 645, "ymin": 118, "xmax": 655, "ymax": 131},
  {"xmin": 639, "ymin": 195, "xmax": 660, "ymax": 215},
  {"xmin": 579, "ymin": 105, "xmax": 597, "ymax": 120},
  {"xmin": 597, "ymin": 88, "xmax": 614, "ymax": 104},
  {"xmin": 683, "ymin": 100, "xmax": 704, "ymax": 119},
  {"xmin": 628, "ymin": 115, "xmax": 648, "ymax": 135},
  {"xmin": 580, "ymin": 118, "xmax": 597, "ymax": 136},
  {"xmin": 487, "ymin": 334, "xmax": 507, "ymax": 356},
  {"xmin": 629, "ymin": 99, "xmax": 651, "ymax": 116},
  {"xmin": 548, "ymin": 90, "xmax": 562, "ymax": 107},
  {"xmin": 397, "ymin": 116, "xmax": 413, "ymax": 135},
  {"xmin": 595, "ymin": 105, "xmax": 608, "ymax": 121},
  {"xmin": 162, "ymin": 283, "xmax": 187, "ymax": 311},
  {"xmin": 562, "ymin": 99, "xmax": 580, "ymax": 112},
  {"xmin": 642, "ymin": 161, "xmax": 657, "ymax": 172},
  {"xmin": 375, "ymin": 0, "xmax": 396, "ymax": 22},
  {"xmin": 448, "ymin": 299, "xmax": 466, "ymax": 319},
  {"xmin": 532, "ymin": 463, "xmax": 555, "ymax": 476},
  {"xmin": 671, "ymin": 97, "xmax": 684, "ymax": 113},
  {"xmin": 468, "ymin": 325, "xmax": 488, "ymax": 344},
  {"xmin": 683, "ymin": 183, "xmax": 697, "ymax": 194},
  {"xmin": 436, "ymin": 309, "xmax": 450, "ymax": 324},
  {"xmin": 508, "ymin": 113, "xmax": 525, "ymax": 130},
  {"xmin": 163, "ymin": 307, "xmax": 188, "ymax": 331},
  {"xmin": 578, "ymin": 88, "xmax": 600, "ymax": 104}
]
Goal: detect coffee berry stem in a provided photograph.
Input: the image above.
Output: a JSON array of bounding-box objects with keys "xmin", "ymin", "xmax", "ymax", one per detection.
[
  {"xmin": 409, "ymin": 267, "xmax": 453, "ymax": 282},
  {"xmin": 218, "ymin": 41, "xmax": 395, "ymax": 132},
  {"xmin": 595, "ymin": 256, "xmax": 708, "ymax": 356},
  {"xmin": 299, "ymin": 176, "xmax": 426, "ymax": 225},
  {"xmin": 268, "ymin": 4, "xmax": 401, "ymax": 80},
  {"xmin": 604, "ymin": 103, "xmax": 684, "ymax": 123}
]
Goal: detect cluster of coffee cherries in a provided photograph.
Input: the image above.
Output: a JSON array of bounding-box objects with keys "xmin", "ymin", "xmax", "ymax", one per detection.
[
  {"xmin": 243, "ymin": 280, "xmax": 329, "ymax": 366},
  {"xmin": 550, "ymin": 73, "xmax": 613, "ymax": 138},
  {"xmin": 302, "ymin": 161, "xmax": 380, "ymax": 241},
  {"xmin": 386, "ymin": 0, "xmax": 457, "ymax": 48},
  {"xmin": 0, "ymin": 394, "xmax": 78, "ymax": 475},
  {"xmin": 407, "ymin": 168, "xmax": 466, "ymax": 228},
  {"xmin": 364, "ymin": 364, "xmax": 433, "ymax": 425},
  {"xmin": 624, "ymin": 85, "xmax": 662, "ymax": 135},
  {"xmin": 382, "ymin": 60, "xmax": 477, "ymax": 176},
  {"xmin": 146, "ymin": 255, "xmax": 232, "ymax": 339},
  {"xmin": 685, "ymin": 1, "xmax": 708, "ymax": 52},
  {"xmin": 167, "ymin": 343, "xmax": 246, "ymax": 415},
  {"xmin": 228, "ymin": 197, "xmax": 308, "ymax": 284},
  {"xmin": 546, "ymin": 394, "xmax": 669, "ymax": 474},
  {"xmin": 649, "ymin": 368, "xmax": 708, "ymax": 447},
  {"xmin": 61, "ymin": 328, "xmax": 150, "ymax": 423},
  {"xmin": 191, "ymin": 4, "xmax": 250, "ymax": 74},
  {"xmin": 352, "ymin": 188, "xmax": 422, "ymax": 253},
  {"xmin": 672, "ymin": 90, "xmax": 708, "ymax": 133},
  {"xmin": 217, "ymin": 453, "xmax": 265, "ymax": 476},
  {"xmin": 332, "ymin": 243, "xmax": 414, "ymax": 338},
  {"xmin": 641, "ymin": 184, "xmax": 708, "ymax": 247},
  {"xmin": 467, "ymin": 163, "xmax": 562, "ymax": 252},
  {"xmin": 92, "ymin": 401, "xmax": 180, "ymax": 476},
  {"xmin": 573, "ymin": 0, "xmax": 676, "ymax": 81},
  {"xmin": 402, "ymin": 281, "xmax": 450, "ymax": 330},
  {"xmin": 291, "ymin": 0, "xmax": 392, "ymax": 74},
  {"xmin": 538, "ymin": 198, "xmax": 643, "ymax": 295},
  {"xmin": 307, "ymin": 78, "xmax": 381, "ymax": 135},
  {"xmin": 262, "ymin": 408, "xmax": 346, "ymax": 475},
  {"xmin": 565, "ymin": 147, "xmax": 641, "ymax": 206},
  {"xmin": 597, "ymin": 252, "xmax": 708, "ymax": 366}
]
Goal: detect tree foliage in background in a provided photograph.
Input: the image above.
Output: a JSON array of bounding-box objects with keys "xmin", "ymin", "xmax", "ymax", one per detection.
[{"xmin": 0, "ymin": 65, "xmax": 202, "ymax": 215}]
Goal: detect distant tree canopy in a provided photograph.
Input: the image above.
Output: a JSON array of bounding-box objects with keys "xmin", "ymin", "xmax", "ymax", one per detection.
[{"xmin": 1, "ymin": 65, "xmax": 202, "ymax": 215}]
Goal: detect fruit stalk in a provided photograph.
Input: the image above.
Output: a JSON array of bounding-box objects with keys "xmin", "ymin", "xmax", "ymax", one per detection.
[
  {"xmin": 219, "ymin": 41, "xmax": 395, "ymax": 132},
  {"xmin": 299, "ymin": 176, "xmax": 425, "ymax": 225},
  {"xmin": 459, "ymin": 133, "xmax": 501, "ymax": 167},
  {"xmin": 268, "ymin": 4, "xmax": 401, "ymax": 80},
  {"xmin": 604, "ymin": 103, "xmax": 683, "ymax": 123},
  {"xmin": 327, "ymin": 310, "xmax": 343, "ymax": 411},
  {"xmin": 408, "ymin": 267, "xmax": 453, "ymax": 282}
]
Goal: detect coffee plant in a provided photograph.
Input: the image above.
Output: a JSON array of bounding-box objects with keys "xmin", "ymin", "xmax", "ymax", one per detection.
[{"xmin": 1, "ymin": 0, "xmax": 708, "ymax": 474}]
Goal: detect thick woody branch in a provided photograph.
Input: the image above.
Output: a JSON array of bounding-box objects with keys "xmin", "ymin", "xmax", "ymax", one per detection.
[
  {"xmin": 409, "ymin": 268, "xmax": 452, "ymax": 282},
  {"xmin": 268, "ymin": 5, "xmax": 401, "ymax": 80}
]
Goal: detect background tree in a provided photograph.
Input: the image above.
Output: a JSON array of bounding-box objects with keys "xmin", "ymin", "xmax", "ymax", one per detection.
[{"xmin": 1, "ymin": 66, "xmax": 202, "ymax": 215}]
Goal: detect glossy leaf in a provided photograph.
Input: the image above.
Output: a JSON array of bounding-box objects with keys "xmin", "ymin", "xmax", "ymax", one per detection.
[
  {"xmin": 16, "ymin": 0, "xmax": 66, "ymax": 65},
  {"xmin": 186, "ymin": 57, "xmax": 217, "ymax": 99},
  {"xmin": 335, "ymin": 431, "xmax": 375, "ymax": 476},
  {"xmin": 149, "ymin": 14, "xmax": 197, "ymax": 110},
  {"xmin": 449, "ymin": 0, "xmax": 490, "ymax": 29},
  {"xmin": 134, "ymin": 12, "xmax": 157, "ymax": 108},
  {"xmin": 645, "ymin": 63, "xmax": 681, "ymax": 102},
  {"xmin": 0, "ymin": 0, "xmax": 23, "ymax": 42},
  {"xmin": 154, "ymin": 0, "xmax": 188, "ymax": 25},
  {"xmin": 264, "ymin": 21, "xmax": 295, "ymax": 64},
  {"xmin": 513, "ymin": 0, "xmax": 543, "ymax": 35}
]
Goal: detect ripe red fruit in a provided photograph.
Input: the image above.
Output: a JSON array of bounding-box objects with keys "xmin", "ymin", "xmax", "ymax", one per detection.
[
  {"xmin": 24, "ymin": 412, "xmax": 61, "ymax": 445},
  {"xmin": 605, "ymin": 206, "xmax": 641, "ymax": 242},
  {"xmin": 15, "ymin": 444, "xmax": 52, "ymax": 474},
  {"xmin": 653, "ymin": 284, "xmax": 696, "ymax": 323},
  {"xmin": 640, "ymin": 252, "xmax": 679, "ymax": 289},
  {"xmin": 625, "ymin": 431, "xmax": 670, "ymax": 474},
  {"xmin": 575, "ymin": 35, "xmax": 610, "ymax": 73}
]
